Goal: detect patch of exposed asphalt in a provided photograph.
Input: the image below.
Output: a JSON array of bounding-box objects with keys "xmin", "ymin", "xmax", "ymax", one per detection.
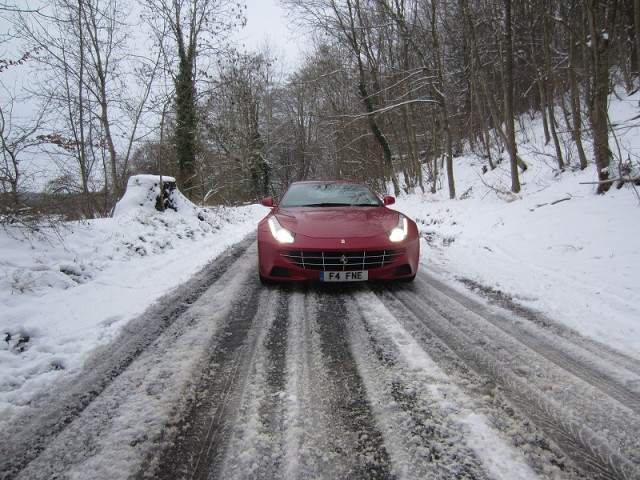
[
  {"xmin": 313, "ymin": 289, "xmax": 395, "ymax": 479},
  {"xmin": 261, "ymin": 287, "xmax": 290, "ymax": 435},
  {"xmin": 214, "ymin": 285, "xmax": 293, "ymax": 480},
  {"xmin": 145, "ymin": 267, "xmax": 263, "ymax": 480}
]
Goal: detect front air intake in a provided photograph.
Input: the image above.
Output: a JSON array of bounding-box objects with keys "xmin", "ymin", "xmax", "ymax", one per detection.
[{"xmin": 281, "ymin": 250, "xmax": 402, "ymax": 271}]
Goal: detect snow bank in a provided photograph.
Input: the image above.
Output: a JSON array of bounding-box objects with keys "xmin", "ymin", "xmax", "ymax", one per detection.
[
  {"xmin": 395, "ymin": 90, "xmax": 640, "ymax": 359},
  {"xmin": 0, "ymin": 176, "xmax": 266, "ymax": 417}
]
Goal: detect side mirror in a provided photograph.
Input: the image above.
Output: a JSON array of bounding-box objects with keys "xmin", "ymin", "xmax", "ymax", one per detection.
[
  {"xmin": 383, "ymin": 195, "xmax": 395, "ymax": 205},
  {"xmin": 261, "ymin": 197, "xmax": 275, "ymax": 207}
]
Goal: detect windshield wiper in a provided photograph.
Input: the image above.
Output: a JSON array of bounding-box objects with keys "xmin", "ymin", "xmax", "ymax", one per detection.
[{"xmin": 303, "ymin": 202, "xmax": 352, "ymax": 207}]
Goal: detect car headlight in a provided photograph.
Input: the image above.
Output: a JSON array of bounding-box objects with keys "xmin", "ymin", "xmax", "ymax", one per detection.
[
  {"xmin": 388, "ymin": 214, "xmax": 408, "ymax": 242},
  {"xmin": 268, "ymin": 216, "xmax": 295, "ymax": 243}
]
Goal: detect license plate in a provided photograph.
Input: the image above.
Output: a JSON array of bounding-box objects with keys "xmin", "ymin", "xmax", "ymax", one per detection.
[{"xmin": 320, "ymin": 271, "xmax": 368, "ymax": 282}]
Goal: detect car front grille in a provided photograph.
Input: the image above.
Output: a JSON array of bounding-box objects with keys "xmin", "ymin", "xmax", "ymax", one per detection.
[{"xmin": 281, "ymin": 250, "xmax": 402, "ymax": 271}]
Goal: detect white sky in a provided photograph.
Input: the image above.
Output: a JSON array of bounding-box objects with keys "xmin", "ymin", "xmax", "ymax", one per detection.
[{"xmin": 236, "ymin": 0, "xmax": 304, "ymax": 68}]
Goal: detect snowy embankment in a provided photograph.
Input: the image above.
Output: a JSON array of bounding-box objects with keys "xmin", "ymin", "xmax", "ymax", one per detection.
[
  {"xmin": 0, "ymin": 175, "xmax": 265, "ymax": 419},
  {"xmin": 1, "ymin": 90, "xmax": 639, "ymax": 425},
  {"xmin": 395, "ymin": 90, "xmax": 640, "ymax": 359}
]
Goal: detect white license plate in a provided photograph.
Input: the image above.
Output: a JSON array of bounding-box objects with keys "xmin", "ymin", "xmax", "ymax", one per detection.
[{"xmin": 320, "ymin": 271, "xmax": 368, "ymax": 282}]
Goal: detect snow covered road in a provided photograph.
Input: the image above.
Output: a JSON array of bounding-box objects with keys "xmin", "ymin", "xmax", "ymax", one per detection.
[{"xmin": 2, "ymin": 237, "xmax": 639, "ymax": 480}]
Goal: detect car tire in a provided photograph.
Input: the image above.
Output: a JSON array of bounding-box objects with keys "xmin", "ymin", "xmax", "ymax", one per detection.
[{"xmin": 259, "ymin": 270, "xmax": 271, "ymax": 285}]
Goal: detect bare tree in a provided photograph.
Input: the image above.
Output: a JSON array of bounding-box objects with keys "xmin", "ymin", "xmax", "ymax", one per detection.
[
  {"xmin": 565, "ymin": 0, "xmax": 590, "ymax": 171},
  {"xmin": 503, "ymin": 0, "xmax": 520, "ymax": 193},
  {"xmin": 10, "ymin": 0, "xmax": 162, "ymax": 216},
  {"xmin": 0, "ymin": 93, "xmax": 48, "ymax": 210},
  {"xmin": 0, "ymin": 5, "xmax": 46, "ymax": 213}
]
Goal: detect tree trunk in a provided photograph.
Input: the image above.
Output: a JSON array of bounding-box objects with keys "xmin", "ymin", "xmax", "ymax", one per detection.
[
  {"xmin": 541, "ymin": 8, "xmax": 564, "ymax": 170},
  {"xmin": 174, "ymin": 32, "xmax": 198, "ymax": 197},
  {"xmin": 547, "ymin": 97, "xmax": 565, "ymax": 170},
  {"xmin": 586, "ymin": 0, "xmax": 614, "ymax": 193},
  {"xmin": 430, "ymin": 0, "xmax": 455, "ymax": 199},
  {"xmin": 566, "ymin": 14, "xmax": 590, "ymax": 170},
  {"xmin": 503, "ymin": 0, "xmax": 521, "ymax": 193},
  {"xmin": 538, "ymin": 80, "xmax": 551, "ymax": 145}
]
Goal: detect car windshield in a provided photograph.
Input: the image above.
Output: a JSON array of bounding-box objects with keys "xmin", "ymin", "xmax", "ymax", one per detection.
[{"xmin": 279, "ymin": 182, "xmax": 382, "ymax": 208}]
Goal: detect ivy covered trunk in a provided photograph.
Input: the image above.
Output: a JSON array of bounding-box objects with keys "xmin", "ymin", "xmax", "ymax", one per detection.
[{"xmin": 174, "ymin": 34, "xmax": 198, "ymax": 198}]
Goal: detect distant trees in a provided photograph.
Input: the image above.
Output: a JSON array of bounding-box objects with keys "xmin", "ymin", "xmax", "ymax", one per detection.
[
  {"xmin": 200, "ymin": 51, "xmax": 274, "ymax": 202},
  {"xmin": 2, "ymin": 0, "xmax": 640, "ymax": 219}
]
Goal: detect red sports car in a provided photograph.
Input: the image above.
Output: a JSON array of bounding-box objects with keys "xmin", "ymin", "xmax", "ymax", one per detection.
[{"xmin": 257, "ymin": 180, "xmax": 420, "ymax": 283}]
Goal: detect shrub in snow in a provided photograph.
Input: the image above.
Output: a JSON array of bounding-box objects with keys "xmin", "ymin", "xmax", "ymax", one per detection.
[
  {"xmin": 58, "ymin": 261, "xmax": 92, "ymax": 283},
  {"xmin": 3, "ymin": 331, "xmax": 30, "ymax": 353},
  {"xmin": 11, "ymin": 269, "xmax": 38, "ymax": 293}
]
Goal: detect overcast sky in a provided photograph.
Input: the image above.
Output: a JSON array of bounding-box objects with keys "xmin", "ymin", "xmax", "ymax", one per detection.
[{"xmin": 237, "ymin": 0, "xmax": 305, "ymax": 68}]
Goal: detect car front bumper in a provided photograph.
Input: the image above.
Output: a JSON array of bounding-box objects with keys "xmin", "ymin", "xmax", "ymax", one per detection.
[{"xmin": 258, "ymin": 232, "xmax": 420, "ymax": 282}]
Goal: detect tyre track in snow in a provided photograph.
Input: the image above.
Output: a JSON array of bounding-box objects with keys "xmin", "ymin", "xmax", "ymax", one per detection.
[
  {"xmin": 429, "ymin": 275, "xmax": 640, "ymax": 412},
  {"xmin": 150, "ymin": 264, "xmax": 267, "ymax": 480},
  {"xmin": 153, "ymin": 285, "xmax": 396, "ymax": 480},
  {"xmin": 342, "ymin": 289, "xmax": 495, "ymax": 479},
  {"xmin": 376, "ymin": 272, "xmax": 640, "ymax": 480},
  {"xmin": 0, "ymin": 236, "xmax": 256, "ymax": 480},
  {"xmin": 300, "ymin": 288, "xmax": 394, "ymax": 479}
]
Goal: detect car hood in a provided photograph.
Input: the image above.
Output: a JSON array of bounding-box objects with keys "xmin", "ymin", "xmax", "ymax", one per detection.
[{"xmin": 275, "ymin": 207, "xmax": 399, "ymax": 238}]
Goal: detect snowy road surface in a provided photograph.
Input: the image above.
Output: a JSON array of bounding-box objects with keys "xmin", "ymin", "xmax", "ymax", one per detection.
[{"xmin": 2, "ymin": 236, "xmax": 639, "ymax": 480}]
